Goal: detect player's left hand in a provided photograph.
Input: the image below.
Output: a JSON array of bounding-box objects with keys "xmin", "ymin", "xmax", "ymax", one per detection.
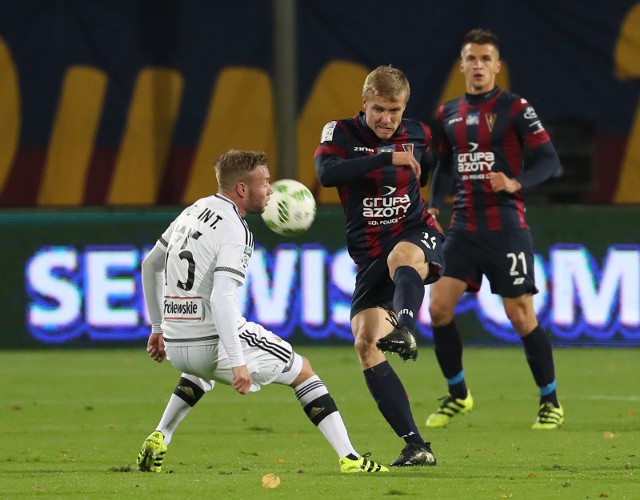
[
  {"xmin": 147, "ymin": 332, "xmax": 166, "ymax": 363},
  {"xmin": 487, "ymin": 172, "xmax": 521, "ymax": 193},
  {"xmin": 231, "ymin": 365, "xmax": 253, "ymax": 394}
]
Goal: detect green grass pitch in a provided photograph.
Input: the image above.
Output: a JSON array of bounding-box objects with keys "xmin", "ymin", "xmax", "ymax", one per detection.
[{"xmin": 1, "ymin": 346, "xmax": 638, "ymax": 498}]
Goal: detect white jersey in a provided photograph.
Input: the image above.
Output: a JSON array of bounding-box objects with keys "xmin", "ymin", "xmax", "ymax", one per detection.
[{"xmin": 158, "ymin": 194, "xmax": 253, "ymax": 343}]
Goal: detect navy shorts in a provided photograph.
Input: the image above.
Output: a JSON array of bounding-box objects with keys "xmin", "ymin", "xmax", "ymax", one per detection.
[
  {"xmin": 443, "ymin": 227, "xmax": 537, "ymax": 298},
  {"xmin": 350, "ymin": 226, "xmax": 445, "ymax": 319}
]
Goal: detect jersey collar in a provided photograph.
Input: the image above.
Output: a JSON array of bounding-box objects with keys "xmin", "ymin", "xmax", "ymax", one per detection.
[{"xmin": 465, "ymin": 86, "xmax": 501, "ymax": 106}]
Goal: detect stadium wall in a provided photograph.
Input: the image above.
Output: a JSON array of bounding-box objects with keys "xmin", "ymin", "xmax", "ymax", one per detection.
[
  {"xmin": 3, "ymin": 206, "xmax": 638, "ymax": 349},
  {"xmin": 1, "ymin": 1, "xmax": 640, "ymax": 206}
]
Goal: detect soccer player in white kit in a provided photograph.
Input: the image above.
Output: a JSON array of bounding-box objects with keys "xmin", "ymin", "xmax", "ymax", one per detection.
[{"xmin": 135, "ymin": 150, "xmax": 387, "ymax": 474}]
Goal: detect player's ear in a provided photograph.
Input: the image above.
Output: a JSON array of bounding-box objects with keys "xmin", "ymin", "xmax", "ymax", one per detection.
[
  {"xmin": 361, "ymin": 95, "xmax": 367, "ymax": 110},
  {"xmin": 495, "ymin": 59, "xmax": 502, "ymax": 74},
  {"xmin": 237, "ymin": 182, "xmax": 247, "ymax": 197}
]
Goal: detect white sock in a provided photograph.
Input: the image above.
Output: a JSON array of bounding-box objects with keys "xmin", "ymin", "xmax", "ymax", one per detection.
[
  {"xmin": 156, "ymin": 394, "xmax": 191, "ymax": 446},
  {"xmin": 294, "ymin": 375, "xmax": 358, "ymax": 458},
  {"xmin": 156, "ymin": 375, "xmax": 214, "ymax": 446}
]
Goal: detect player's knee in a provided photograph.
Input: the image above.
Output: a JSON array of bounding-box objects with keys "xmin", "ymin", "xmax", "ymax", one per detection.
[
  {"xmin": 386, "ymin": 251, "xmax": 404, "ymax": 275},
  {"xmin": 299, "ymin": 356, "xmax": 314, "ymax": 377},
  {"xmin": 429, "ymin": 299, "xmax": 453, "ymax": 326},
  {"xmin": 353, "ymin": 334, "xmax": 377, "ymax": 357},
  {"xmin": 290, "ymin": 356, "xmax": 316, "ymax": 387},
  {"xmin": 504, "ymin": 305, "xmax": 532, "ymax": 335}
]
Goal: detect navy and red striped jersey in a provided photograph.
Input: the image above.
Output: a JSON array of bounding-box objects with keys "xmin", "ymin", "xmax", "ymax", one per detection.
[
  {"xmin": 436, "ymin": 87, "xmax": 552, "ymax": 231},
  {"xmin": 314, "ymin": 111, "xmax": 437, "ymax": 267}
]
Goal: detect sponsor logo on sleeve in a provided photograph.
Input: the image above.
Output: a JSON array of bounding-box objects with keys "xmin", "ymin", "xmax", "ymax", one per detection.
[
  {"xmin": 524, "ymin": 106, "xmax": 538, "ymax": 120},
  {"xmin": 321, "ymin": 121, "xmax": 337, "ymax": 143},
  {"xmin": 241, "ymin": 245, "xmax": 252, "ymax": 271}
]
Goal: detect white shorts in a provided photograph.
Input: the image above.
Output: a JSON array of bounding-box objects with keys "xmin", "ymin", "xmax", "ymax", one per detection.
[{"xmin": 165, "ymin": 321, "xmax": 303, "ymax": 392}]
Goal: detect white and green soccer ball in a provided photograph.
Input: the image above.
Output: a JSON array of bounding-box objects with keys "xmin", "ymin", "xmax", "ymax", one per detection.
[{"xmin": 261, "ymin": 179, "xmax": 317, "ymax": 236}]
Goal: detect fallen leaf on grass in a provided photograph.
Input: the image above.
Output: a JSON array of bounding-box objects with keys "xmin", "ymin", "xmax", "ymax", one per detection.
[
  {"xmin": 603, "ymin": 432, "xmax": 615, "ymax": 440},
  {"xmin": 261, "ymin": 473, "xmax": 281, "ymax": 489}
]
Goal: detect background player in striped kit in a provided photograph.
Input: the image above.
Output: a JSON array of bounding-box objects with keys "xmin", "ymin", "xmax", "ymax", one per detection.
[
  {"xmin": 315, "ymin": 66, "xmax": 444, "ymax": 466},
  {"xmin": 135, "ymin": 149, "xmax": 387, "ymax": 474},
  {"xmin": 426, "ymin": 29, "xmax": 564, "ymax": 430}
]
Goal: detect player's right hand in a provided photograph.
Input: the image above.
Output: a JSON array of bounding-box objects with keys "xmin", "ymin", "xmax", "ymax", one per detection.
[
  {"xmin": 147, "ymin": 332, "xmax": 166, "ymax": 363},
  {"xmin": 391, "ymin": 151, "xmax": 421, "ymax": 179},
  {"xmin": 231, "ymin": 365, "xmax": 253, "ymax": 394},
  {"xmin": 427, "ymin": 209, "xmax": 444, "ymax": 233}
]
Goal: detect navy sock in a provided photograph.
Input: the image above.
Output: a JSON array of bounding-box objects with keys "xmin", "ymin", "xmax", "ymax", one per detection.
[
  {"xmin": 432, "ymin": 321, "xmax": 467, "ymax": 399},
  {"xmin": 363, "ymin": 361, "xmax": 423, "ymax": 445},
  {"xmin": 392, "ymin": 266, "xmax": 425, "ymax": 331},
  {"xmin": 521, "ymin": 325, "xmax": 559, "ymax": 406}
]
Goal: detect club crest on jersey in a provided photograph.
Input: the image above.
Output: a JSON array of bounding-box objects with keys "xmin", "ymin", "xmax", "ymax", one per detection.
[
  {"xmin": 466, "ymin": 111, "xmax": 479, "ymax": 126},
  {"xmin": 402, "ymin": 143, "xmax": 414, "ymax": 154},
  {"xmin": 485, "ymin": 113, "xmax": 497, "ymax": 132}
]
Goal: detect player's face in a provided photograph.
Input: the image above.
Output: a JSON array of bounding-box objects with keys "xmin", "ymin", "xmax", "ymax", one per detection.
[
  {"xmin": 243, "ymin": 165, "xmax": 273, "ymax": 215},
  {"xmin": 460, "ymin": 43, "xmax": 501, "ymax": 94},
  {"xmin": 362, "ymin": 92, "xmax": 407, "ymax": 140}
]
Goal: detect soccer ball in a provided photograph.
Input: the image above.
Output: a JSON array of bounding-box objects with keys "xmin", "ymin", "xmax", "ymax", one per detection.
[{"xmin": 261, "ymin": 179, "xmax": 317, "ymax": 236}]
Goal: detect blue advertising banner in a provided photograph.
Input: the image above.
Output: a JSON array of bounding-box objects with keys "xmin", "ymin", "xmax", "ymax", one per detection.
[{"xmin": 3, "ymin": 207, "xmax": 638, "ymax": 348}]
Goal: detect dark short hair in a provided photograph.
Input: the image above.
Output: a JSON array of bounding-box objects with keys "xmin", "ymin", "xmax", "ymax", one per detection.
[
  {"xmin": 215, "ymin": 149, "xmax": 267, "ymax": 190},
  {"xmin": 461, "ymin": 28, "xmax": 500, "ymax": 54}
]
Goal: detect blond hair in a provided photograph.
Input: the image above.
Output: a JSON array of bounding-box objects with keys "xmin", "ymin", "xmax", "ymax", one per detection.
[
  {"xmin": 362, "ymin": 65, "xmax": 410, "ymax": 102},
  {"xmin": 215, "ymin": 149, "xmax": 267, "ymax": 191}
]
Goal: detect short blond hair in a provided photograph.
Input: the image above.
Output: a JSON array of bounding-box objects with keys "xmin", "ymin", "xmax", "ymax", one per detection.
[
  {"xmin": 215, "ymin": 149, "xmax": 267, "ymax": 191},
  {"xmin": 362, "ymin": 65, "xmax": 410, "ymax": 102}
]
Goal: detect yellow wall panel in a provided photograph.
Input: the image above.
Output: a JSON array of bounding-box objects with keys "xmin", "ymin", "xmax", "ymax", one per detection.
[
  {"xmin": 615, "ymin": 3, "xmax": 640, "ymax": 78},
  {"xmin": 183, "ymin": 67, "xmax": 275, "ymax": 204},
  {"xmin": 296, "ymin": 61, "xmax": 369, "ymax": 205},
  {"xmin": 38, "ymin": 66, "xmax": 107, "ymax": 206},
  {"xmin": 614, "ymin": 3, "xmax": 640, "ymax": 203},
  {"xmin": 0, "ymin": 38, "xmax": 19, "ymax": 193},
  {"xmin": 108, "ymin": 68, "xmax": 183, "ymax": 205}
]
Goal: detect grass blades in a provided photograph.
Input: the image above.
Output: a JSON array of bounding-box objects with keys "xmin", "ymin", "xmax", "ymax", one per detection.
[{"xmin": 1, "ymin": 346, "xmax": 638, "ymax": 498}]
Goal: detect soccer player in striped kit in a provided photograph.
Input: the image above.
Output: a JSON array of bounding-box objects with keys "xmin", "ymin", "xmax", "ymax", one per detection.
[
  {"xmin": 136, "ymin": 150, "xmax": 387, "ymax": 474},
  {"xmin": 315, "ymin": 66, "xmax": 444, "ymax": 466},
  {"xmin": 426, "ymin": 29, "xmax": 564, "ymax": 430}
]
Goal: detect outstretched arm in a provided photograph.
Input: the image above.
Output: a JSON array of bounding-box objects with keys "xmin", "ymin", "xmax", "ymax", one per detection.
[
  {"xmin": 211, "ymin": 275, "xmax": 252, "ymax": 394},
  {"xmin": 428, "ymin": 157, "xmax": 455, "ymax": 213},
  {"xmin": 488, "ymin": 142, "xmax": 561, "ymax": 193},
  {"xmin": 141, "ymin": 242, "xmax": 168, "ymax": 362}
]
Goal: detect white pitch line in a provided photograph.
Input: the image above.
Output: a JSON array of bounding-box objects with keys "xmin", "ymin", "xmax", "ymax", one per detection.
[{"xmin": 582, "ymin": 395, "xmax": 640, "ymax": 402}]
